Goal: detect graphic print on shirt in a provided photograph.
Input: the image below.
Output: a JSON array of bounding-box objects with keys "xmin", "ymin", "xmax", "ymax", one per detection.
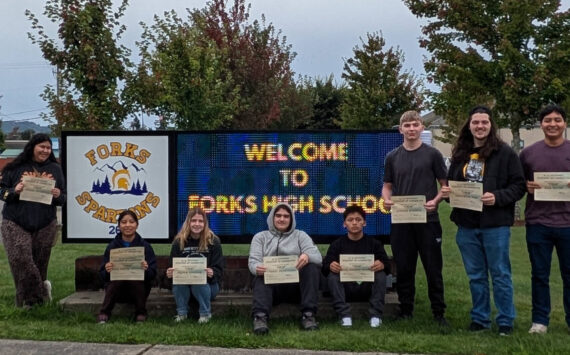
[
  {"xmin": 22, "ymin": 170, "xmax": 54, "ymax": 180},
  {"xmin": 463, "ymin": 153, "xmax": 485, "ymax": 182},
  {"xmin": 182, "ymin": 246, "xmax": 207, "ymax": 259}
]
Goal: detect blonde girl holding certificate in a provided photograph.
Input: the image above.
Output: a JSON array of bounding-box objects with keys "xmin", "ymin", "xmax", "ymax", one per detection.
[{"xmin": 166, "ymin": 207, "xmax": 224, "ymax": 323}]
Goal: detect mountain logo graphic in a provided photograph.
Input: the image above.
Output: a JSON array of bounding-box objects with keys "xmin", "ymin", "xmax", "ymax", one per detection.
[{"xmin": 91, "ymin": 160, "xmax": 148, "ymax": 195}]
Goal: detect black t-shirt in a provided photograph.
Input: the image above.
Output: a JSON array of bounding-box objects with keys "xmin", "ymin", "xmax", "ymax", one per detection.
[
  {"xmin": 384, "ymin": 143, "xmax": 447, "ymax": 222},
  {"xmin": 456, "ymin": 148, "xmax": 485, "ymax": 227}
]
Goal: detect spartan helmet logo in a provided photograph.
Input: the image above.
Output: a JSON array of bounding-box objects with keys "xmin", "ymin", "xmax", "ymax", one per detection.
[{"xmin": 112, "ymin": 168, "xmax": 131, "ymax": 190}]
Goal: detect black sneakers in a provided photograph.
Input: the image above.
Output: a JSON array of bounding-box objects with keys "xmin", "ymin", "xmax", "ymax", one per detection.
[
  {"xmin": 395, "ymin": 311, "xmax": 413, "ymax": 320},
  {"xmin": 498, "ymin": 325, "xmax": 513, "ymax": 336},
  {"xmin": 253, "ymin": 313, "xmax": 269, "ymax": 335},
  {"xmin": 301, "ymin": 312, "xmax": 318, "ymax": 331},
  {"xmin": 468, "ymin": 322, "xmax": 488, "ymax": 332},
  {"xmin": 434, "ymin": 315, "xmax": 450, "ymax": 328}
]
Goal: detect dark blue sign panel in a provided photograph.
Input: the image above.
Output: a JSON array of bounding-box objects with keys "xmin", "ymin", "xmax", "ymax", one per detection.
[{"xmin": 177, "ymin": 131, "xmax": 402, "ymax": 243}]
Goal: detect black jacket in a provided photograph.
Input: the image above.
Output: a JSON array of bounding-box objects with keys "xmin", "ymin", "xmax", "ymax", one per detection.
[
  {"xmin": 0, "ymin": 160, "xmax": 66, "ymax": 231},
  {"xmin": 447, "ymin": 143, "xmax": 525, "ymax": 228},
  {"xmin": 169, "ymin": 236, "xmax": 224, "ymax": 285},
  {"xmin": 322, "ymin": 234, "xmax": 390, "ymax": 277},
  {"xmin": 99, "ymin": 232, "xmax": 157, "ymax": 287}
]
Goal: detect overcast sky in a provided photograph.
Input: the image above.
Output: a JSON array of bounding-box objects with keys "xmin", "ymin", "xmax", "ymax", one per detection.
[
  {"xmin": 0, "ymin": 0, "xmax": 427, "ymax": 125},
  {"xmin": 0, "ymin": 0, "xmax": 567, "ymax": 126}
]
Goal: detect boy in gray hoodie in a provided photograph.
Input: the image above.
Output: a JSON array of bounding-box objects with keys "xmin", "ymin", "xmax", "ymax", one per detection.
[{"xmin": 248, "ymin": 202, "xmax": 322, "ymax": 334}]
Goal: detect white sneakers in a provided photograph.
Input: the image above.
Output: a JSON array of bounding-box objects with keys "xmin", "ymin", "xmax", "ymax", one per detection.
[
  {"xmin": 340, "ymin": 316, "xmax": 381, "ymax": 328},
  {"xmin": 528, "ymin": 323, "xmax": 547, "ymax": 334},
  {"xmin": 340, "ymin": 317, "xmax": 352, "ymax": 327},
  {"xmin": 174, "ymin": 314, "xmax": 187, "ymax": 322},
  {"xmin": 198, "ymin": 315, "xmax": 211, "ymax": 324},
  {"xmin": 43, "ymin": 280, "xmax": 52, "ymax": 302},
  {"xmin": 175, "ymin": 314, "xmax": 211, "ymax": 323},
  {"xmin": 370, "ymin": 317, "xmax": 382, "ymax": 328}
]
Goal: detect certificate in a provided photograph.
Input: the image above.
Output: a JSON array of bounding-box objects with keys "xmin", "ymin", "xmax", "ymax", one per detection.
[
  {"xmin": 263, "ymin": 255, "xmax": 299, "ymax": 284},
  {"xmin": 19, "ymin": 176, "xmax": 55, "ymax": 205},
  {"xmin": 449, "ymin": 180, "xmax": 483, "ymax": 211},
  {"xmin": 391, "ymin": 195, "xmax": 426, "ymax": 223},
  {"xmin": 534, "ymin": 172, "xmax": 570, "ymax": 201},
  {"xmin": 340, "ymin": 254, "xmax": 374, "ymax": 282},
  {"xmin": 110, "ymin": 247, "xmax": 144, "ymax": 281},
  {"xmin": 172, "ymin": 257, "xmax": 207, "ymax": 285}
]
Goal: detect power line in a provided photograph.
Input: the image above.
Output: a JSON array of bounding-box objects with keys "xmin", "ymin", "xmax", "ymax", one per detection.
[
  {"xmin": 1, "ymin": 116, "xmax": 46, "ymax": 122},
  {"xmin": 0, "ymin": 108, "xmax": 47, "ymax": 116}
]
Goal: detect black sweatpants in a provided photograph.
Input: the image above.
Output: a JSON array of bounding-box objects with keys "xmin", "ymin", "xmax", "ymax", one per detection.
[
  {"xmin": 252, "ymin": 263, "xmax": 320, "ymax": 317},
  {"xmin": 390, "ymin": 222, "xmax": 446, "ymax": 316},
  {"xmin": 99, "ymin": 280, "xmax": 151, "ymax": 317},
  {"xmin": 327, "ymin": 271, "xmax": 387, "ymax": 319}
]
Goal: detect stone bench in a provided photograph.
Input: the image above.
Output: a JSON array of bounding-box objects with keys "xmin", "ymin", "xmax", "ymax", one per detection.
[{"xmin": 59, "ymin": 255, "xmax": 399, "ymax": 319}]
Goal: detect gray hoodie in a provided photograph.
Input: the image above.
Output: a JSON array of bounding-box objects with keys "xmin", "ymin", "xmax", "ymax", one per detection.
[{"xmin": 248, "ymin": 203, "xmax": 322, "ymax": 275}]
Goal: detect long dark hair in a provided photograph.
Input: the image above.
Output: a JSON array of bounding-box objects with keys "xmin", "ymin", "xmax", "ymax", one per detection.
[
  {"xmin": 2, "ymin": 133, "xmax": 57, "ymax": 172},
  {"xmin": 451, "ymin": 106, "xmax": 503, "ymax": 163}
]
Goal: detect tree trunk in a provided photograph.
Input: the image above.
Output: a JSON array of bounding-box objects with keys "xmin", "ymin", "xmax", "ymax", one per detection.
[
  {"xmin": 510, "ymin": 118, "xmax": 522, "ymax": 154},
  {"xmin": 510, "ymin": 115, "xmax": 523, "ymax": 223}
]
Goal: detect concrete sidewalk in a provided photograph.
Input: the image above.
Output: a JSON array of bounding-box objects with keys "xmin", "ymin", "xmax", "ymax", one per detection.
[{"xmin": 0, "ymin": 339, "xmax": 406, "ymax": 355}]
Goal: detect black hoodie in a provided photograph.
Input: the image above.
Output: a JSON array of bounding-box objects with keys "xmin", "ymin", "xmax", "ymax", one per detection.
[
  {"xmin": 99, "ymin": 232, "xmax": 157, "ymax": 287},
  {"xmin": 0, "ymin": 160, "xmax": 66, "ymax": 231}
]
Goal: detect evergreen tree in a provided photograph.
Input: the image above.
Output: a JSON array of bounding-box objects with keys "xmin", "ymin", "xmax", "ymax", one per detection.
[
  {"xmin": 340, "ymin": 32, "xmax": 424, "ymax": 129},
  {"xmin": 296, "ymin": 76, "xmax": 345, "ymax": 130}
]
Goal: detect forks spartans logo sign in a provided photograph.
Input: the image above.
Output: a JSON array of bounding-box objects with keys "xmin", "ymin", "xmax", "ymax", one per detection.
[{"xmin": 64, "ymin": 135, "xmax": 169, "ymax": 241}]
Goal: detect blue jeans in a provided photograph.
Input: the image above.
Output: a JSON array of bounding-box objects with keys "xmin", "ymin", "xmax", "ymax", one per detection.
[
  {"xmin": 172, "ymin": 283, "xmax": 219, "ymax": 317},
  {"xmin": 526, "ymin": 224, "xmax": 570, "ymax": 327},
  {"xmin": 456, "ymin": 226, "xmax": 515, "ymax": 327}
]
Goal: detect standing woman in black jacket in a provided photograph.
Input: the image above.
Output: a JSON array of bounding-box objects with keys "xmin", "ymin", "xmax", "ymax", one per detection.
[{"xmin": 0, "ymin": 133, "xmax": 66, "ymax": 308}]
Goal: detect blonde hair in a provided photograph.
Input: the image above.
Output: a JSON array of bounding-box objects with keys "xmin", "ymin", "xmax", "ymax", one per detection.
[
  {"xmin": 399, "ymin": 110, "xmax": 423, "ymax": 125},
  {"xmin": 174, "ymin": 207, "xmax": 217, "ymax": 252}
]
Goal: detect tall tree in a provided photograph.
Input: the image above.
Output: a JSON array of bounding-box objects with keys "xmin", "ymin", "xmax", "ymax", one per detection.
[
  {"xmin": 125, "ymin": 10, "xmax": 239, "ymax": 130},
  {"xmin": 27, "ymin": 0, "xmax": 131, "ymax": 134},
  {"xmin": 296, "ymin": 76, "xmax": 344, "ymax": 129},
  {"xmin": 127, "ymin": 0, "xmax": 298, "ymax": 130},
  {"xmin": 340, "ymin": 32, "xmax": 424, "ymax": 129},
  {"xmin": 199, "ymin": 0, "xmax": 297, "ymax": 129},
  {"xmin": 404, "ymin": 0, "xmax": 570, "ymax": 149}
]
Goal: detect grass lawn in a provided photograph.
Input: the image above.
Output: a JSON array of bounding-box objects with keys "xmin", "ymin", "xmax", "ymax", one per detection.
[{"xmin": 0, "ymin": 204, "xmax": 567, "ymax": 354}]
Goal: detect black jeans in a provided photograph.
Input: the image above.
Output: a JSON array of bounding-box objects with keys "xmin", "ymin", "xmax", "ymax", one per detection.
[
  {"xmin": 391, "ymin": 222, "xmax": 446, "ymax": 316},
  {"xmin": 99, "ymin": 280, "xmax": 151, "ymax": 317},
  {"xmin": 252, "ymin": 263, "xmax": 320, "ymax": 317},
  {"xmin": 327, "ymin": 271, "xmax": 387, "ymax": 318}
]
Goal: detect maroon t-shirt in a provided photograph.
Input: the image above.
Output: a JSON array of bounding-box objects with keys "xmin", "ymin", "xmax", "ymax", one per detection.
[{"xmin": 519, "ymin": 140, "xmax": 570, "ymax": 227}]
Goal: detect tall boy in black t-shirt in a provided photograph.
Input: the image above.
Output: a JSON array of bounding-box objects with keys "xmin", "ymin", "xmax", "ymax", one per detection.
[
  {"xmin": 381, "ymin": 110, "xmax": 448, "ymax": 326},
  {"xmin": 322, "ymin": 205, "xmax": 389, "ymax": 328}
]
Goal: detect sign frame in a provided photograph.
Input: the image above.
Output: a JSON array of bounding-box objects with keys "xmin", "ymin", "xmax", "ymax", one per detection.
[{"xmin": 62, "ymin": 130, "xmax": 401, "ymax": 244}]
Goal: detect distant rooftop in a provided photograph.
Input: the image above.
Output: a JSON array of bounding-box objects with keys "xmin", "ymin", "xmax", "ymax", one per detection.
[
  {"xmin": 422, "ymin": 111, "xmax": 446, "ymax": 127},
  {"xmin": 0, "ymin": 149, "xmax": 23, "ymax": 158}
]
